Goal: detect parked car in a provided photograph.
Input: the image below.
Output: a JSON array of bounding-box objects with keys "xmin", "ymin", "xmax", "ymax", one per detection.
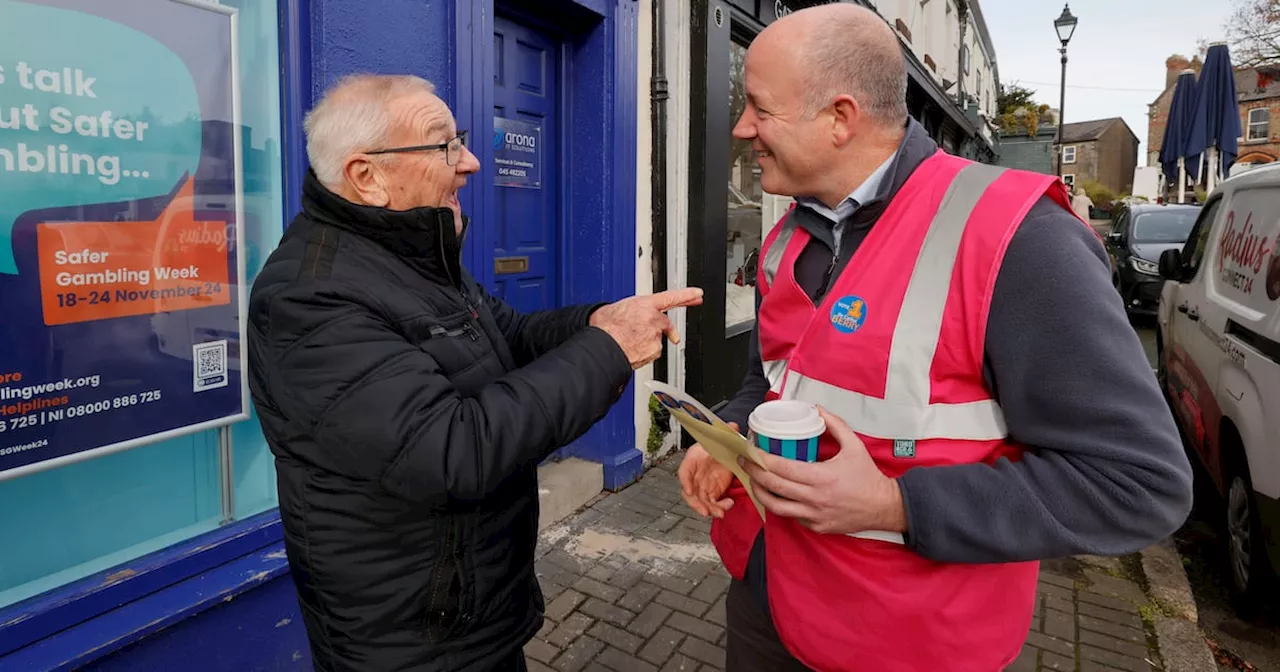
[
  {"xmin": 1155, "ymin": 163, "xmax": 1280, "ymax": 613},
  {"xmin": 1104, "ymin": 202, "xmax": 1201, "ymax": 315}
]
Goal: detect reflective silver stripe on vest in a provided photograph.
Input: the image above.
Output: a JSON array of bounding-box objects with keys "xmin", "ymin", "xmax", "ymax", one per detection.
[
  {"xmin": 762, "ymin": 359, "xmax": 788, "ymax": 393},
  {"xmin": 761, "ymin": 217, "xmax": 797, "ymax": 288},
  {"xmin": 782, "ymin": 372, "xmax": 1007, "ymax": 441},
  {"xmin": 781, "ymin": 162, "xmax": 1010, "ymax": 443}
]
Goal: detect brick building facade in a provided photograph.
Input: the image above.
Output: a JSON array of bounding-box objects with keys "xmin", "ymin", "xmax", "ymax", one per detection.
[
  {"xmin": 1052, "ymin": 118, "xmax": 1140, "ymax": 196},
  {"xmin": 1147, "ymin": 54, "xmax": 1280, "ymax": 174}
]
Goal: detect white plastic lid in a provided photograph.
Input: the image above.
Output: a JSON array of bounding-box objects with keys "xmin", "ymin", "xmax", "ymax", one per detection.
[{"xmin": 748, "ymin": 400, "xmax": 825, "ymax": 441}]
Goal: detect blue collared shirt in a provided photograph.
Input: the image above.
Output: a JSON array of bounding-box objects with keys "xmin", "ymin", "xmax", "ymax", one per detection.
[{"xmin": 795, "ymin": 148, "xmax": 899, "ymax": 249}]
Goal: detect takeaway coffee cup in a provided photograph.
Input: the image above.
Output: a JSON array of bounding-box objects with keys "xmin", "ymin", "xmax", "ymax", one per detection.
[{"xmin": 748, "ymin": 400, "xmax": 825, "ymax": 462}]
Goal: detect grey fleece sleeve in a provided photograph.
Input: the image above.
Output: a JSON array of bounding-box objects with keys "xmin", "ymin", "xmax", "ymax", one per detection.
[{"xmin": 896, "ymin": 197, "xmax": 1194, "ymax": 564}]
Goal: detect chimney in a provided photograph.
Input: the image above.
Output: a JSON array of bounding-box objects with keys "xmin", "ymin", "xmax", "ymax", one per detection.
[{"xmin": 1163, "ymin": 54, "xmax": 1206, "ymax": 91}]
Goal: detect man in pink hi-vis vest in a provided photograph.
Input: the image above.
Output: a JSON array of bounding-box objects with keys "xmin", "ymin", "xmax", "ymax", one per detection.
[{"xmin": 677, "ymin": 5, "xmax": 1193, "ymax": 671}]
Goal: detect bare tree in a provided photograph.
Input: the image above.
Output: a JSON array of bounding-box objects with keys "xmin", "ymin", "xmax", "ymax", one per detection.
[{"xmin": 1225, "ymin": 0, "xmax": 1280, "ymax": 67}]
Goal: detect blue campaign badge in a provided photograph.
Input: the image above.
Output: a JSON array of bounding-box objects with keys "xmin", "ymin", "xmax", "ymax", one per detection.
[{"xmin": 829, "ymin": 295, "xmax": 868, "ymax": 334}]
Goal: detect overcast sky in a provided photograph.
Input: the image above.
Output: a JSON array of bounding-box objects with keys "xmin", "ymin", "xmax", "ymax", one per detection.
[{"xmin": 980, "ymin": 0, "xmax": 1235, "ymax": 160}]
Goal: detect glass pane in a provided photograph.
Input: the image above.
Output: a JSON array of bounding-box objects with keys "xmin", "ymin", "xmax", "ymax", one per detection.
[
  {"xmin": 224, "ymin": 0, "xmax": 284, "ymax": 520},
  {"xmin": 727, "ymin": 38, "xmax": 762, "ymax": 335},
  {"xmin": 0, "ymin": 0, "xmax": 284, "ymax": 607},
  {"xmin": 0, "ymin": 433, "xmax": 222, "ymax": 607}
]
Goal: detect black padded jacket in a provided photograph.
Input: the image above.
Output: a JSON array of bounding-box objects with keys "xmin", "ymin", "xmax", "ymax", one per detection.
[{"xmin": 247, "ymin": 171, "xmax": 633, "ymax": 671}]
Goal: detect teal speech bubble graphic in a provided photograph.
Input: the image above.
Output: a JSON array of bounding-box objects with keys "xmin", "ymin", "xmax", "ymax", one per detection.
[{"xmin": 0, "ymin": 0, "xmax": 202, "ymax": 275}]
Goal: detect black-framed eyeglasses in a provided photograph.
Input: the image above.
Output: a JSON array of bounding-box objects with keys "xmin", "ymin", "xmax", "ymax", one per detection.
[{"xmin": 366, "ymin": 130, "xmax": 468, "ymax": 166}]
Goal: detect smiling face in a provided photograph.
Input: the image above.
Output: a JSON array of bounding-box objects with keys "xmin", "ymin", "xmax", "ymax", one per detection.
[
  {"xmin": 732, "ymin": 36, "xmax": 832, "ymax": 199},
  {"xmin": 343, "ymin": 91, "xmax": 480, "ymax": 233}
]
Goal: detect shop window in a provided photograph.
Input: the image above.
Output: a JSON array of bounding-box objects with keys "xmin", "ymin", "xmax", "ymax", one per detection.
[
  {"xmin": 1247, "ymin": 108, "xmax": 1270, "ymax": 142},
  {"xmin": 0, "ymin": 0, "xmax": 285, "ymax": 608},
  {"xmin": 727, "ymin": 38, "xmax": 764, "ymax": 335}
]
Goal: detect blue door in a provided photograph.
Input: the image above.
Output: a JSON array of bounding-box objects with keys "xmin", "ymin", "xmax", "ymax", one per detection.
[{"xmin": 491, "ymin": 17, "xmax": 559, "ymax": 313}]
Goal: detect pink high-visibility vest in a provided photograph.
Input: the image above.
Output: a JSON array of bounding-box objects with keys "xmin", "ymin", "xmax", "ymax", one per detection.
[{"xmin": 710, "ymin": 151, "xmax": 1079, "ymax": 671}]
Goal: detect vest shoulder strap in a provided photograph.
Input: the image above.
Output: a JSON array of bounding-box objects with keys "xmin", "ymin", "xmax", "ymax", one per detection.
[{"xmin": 757, "ymin": 202, "xmax": 798, "ymax": 294}]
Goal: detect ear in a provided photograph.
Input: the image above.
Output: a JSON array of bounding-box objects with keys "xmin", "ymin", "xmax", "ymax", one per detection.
[
  {"xmin": 830, "ymin": 94, "xmax": 860, "ymax": 147},
  {"xmin": 343, "ymin": 156, "xmax": 390, "ymax": 207}
]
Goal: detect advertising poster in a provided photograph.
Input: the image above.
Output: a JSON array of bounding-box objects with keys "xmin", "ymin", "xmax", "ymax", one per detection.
[
  {"xmin": 0, "ymin": 0, "xmax": 246, "ymax": 479},
  {"xmin": 493, "ymin": 117, "xmax": 541, "ymax": 189}
]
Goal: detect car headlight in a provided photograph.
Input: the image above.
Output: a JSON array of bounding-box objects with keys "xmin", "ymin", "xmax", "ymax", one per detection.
[{"xmin": 1131, "ymin": 257, "xmax": 1159, "ymax": 275}]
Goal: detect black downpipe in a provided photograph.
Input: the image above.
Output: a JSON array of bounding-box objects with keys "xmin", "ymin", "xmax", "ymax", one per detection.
[{"xmin": 650, "ymin": 0, "xmax": 670, "ymax": 383}]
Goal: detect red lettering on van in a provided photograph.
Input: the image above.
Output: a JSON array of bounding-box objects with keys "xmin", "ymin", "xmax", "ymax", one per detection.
[{"xmin": 1217, "ymin": 210, "xmax": 1272, "ymax": 277}]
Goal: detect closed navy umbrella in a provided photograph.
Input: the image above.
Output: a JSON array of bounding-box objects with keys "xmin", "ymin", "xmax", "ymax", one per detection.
[
  {"xmin": 1159, "ymin": 69, "xmax": 1200, "ymax": 202},
  {"xmin": 1187, "ymin": 42, "xmax": 1241, "ymax": 192}
]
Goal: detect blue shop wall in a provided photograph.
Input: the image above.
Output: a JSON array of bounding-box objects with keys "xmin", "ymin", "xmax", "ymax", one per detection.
[{"xmin": 1, "ymin": 0, "xmax": 639, "ymax": 669}]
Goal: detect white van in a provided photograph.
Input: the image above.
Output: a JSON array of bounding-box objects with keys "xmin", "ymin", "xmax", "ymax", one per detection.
[{"xmin": 1156, "ymin": 163, "xmax": 1280, "ymax": 611}]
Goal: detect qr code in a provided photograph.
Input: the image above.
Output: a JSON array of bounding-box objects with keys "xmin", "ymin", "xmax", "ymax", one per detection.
[{"xmin": 193, "ymin": 340, "xmax": 229, "ymax": 392}]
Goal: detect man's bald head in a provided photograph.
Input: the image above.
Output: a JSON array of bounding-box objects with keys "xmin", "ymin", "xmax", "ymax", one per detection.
[{"xmin": 762, "ymin": 4, "xmax": 908, "ymax": 128}]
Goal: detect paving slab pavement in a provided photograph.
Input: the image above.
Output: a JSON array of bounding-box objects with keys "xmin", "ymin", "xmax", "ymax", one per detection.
[{"xmin": 529, "ymin": 453, "xmax": 1185, "ymax": 671}]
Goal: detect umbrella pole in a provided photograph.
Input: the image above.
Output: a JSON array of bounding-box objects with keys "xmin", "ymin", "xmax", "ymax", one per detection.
[
  {"xmin": 1178, "ymin": 158, "xmax": 1186, "ymax": 203},
  {"xmin": 1207, "ymin": 147, "xmax": 1218, "ymax": 192}
]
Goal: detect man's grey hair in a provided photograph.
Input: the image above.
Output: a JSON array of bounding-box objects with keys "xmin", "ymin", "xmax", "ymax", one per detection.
[
  {"xmin": 799, "ymin": 9, "xmax": 909, "ymax": 128},
  {"xmin": 303, "ymin": 73, "xmax": 437, "ymax": 188}
]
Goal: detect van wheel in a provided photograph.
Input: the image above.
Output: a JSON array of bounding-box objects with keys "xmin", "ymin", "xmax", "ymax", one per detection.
[{"xmin": 1224, "ymin": 452, "xmax": 1275, "ymax": 614}]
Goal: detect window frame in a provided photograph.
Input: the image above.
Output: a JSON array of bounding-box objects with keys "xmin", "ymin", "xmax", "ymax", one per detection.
[
  {"xmin": 1246, "ymin": 108, "xmax": 1270, "ymax": 143},
  {"xmin": 1062, "ymin": 145, "xmax": 1077, "ymax": 164},
  {"xmin": 1062, "ymin": 174, "xmax": 1076, "ymax": 190},
  {"xmin": 1111, "ymin": 205, "xmax": 1131, "ymax": 239},
  {"xmin": 1180, "ymin": 197, "xmax": 1224, "ymax": 282}
]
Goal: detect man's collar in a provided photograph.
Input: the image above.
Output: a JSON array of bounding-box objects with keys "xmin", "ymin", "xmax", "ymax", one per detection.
[
  {"xmin": 299, "ymin": 169, "xmax": 468, "ymax": 287},
  {"xmin": 796, "ymin": 126, "xmax": 909, "ymax": 223}
]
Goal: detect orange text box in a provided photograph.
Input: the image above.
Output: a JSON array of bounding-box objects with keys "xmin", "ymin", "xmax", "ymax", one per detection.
[{"xmin": 37, "ymin": 178, "xmax": 231, "ymax": 326}]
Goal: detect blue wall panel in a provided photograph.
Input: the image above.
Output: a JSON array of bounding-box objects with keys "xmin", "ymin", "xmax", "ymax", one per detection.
[
  {"xmin": 308, "ymin": 0, "xmax": 455, "ymax": 103},
  {"xmin": 82, "ymin": 573, "xmax": 311, "ymax": 672}
]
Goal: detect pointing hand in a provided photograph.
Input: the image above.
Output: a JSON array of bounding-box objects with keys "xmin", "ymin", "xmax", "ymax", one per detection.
[{"xmin": 591, "ymin": 288, "xmax": 704, "ymax": 369}]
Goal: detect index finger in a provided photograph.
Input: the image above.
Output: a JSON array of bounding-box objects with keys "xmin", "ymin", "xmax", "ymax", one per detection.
[{"xmin": 649, "ymin": 287, "xmax": 704, "ymax": 311}]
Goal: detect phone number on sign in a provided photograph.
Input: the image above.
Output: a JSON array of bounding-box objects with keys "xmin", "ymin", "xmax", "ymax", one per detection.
[{"xmin": 0, "ymin": 390, "xmax": 163, "ymax": 432}]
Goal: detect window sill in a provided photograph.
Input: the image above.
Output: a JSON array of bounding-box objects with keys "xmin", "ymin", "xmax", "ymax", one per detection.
[{"xmin": 0, "ymin": 510, "xmax": 283, "ymax": 663}]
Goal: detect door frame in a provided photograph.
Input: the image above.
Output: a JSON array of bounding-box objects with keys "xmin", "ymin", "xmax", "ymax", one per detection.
[
  {"xmin": 453, "ymin": 0, "xmax": 644, "ymax": 488},
  {"xmin": 685, "ymin": 0, "xmax": 775, "ymax": 412}
]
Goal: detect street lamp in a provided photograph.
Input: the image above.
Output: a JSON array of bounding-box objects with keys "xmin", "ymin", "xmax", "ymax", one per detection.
[{"xmin": 1053, "ymin": 4, "xmax": 1078, "ymax": 178}]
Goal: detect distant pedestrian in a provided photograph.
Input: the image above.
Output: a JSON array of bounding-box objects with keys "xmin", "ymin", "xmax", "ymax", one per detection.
[
  {"xmin": 676, "ymin": 4, "xmax": 1192, "ymax": 671},
  {"xmin": 1072, "ymin": 186, "xmax": 1094, "ymax": 221}
]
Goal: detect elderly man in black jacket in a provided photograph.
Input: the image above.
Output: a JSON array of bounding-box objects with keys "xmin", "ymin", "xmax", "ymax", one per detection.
[{"xmin": 247, "ymin": 73, "xmax": 701, "ymax": 672}]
